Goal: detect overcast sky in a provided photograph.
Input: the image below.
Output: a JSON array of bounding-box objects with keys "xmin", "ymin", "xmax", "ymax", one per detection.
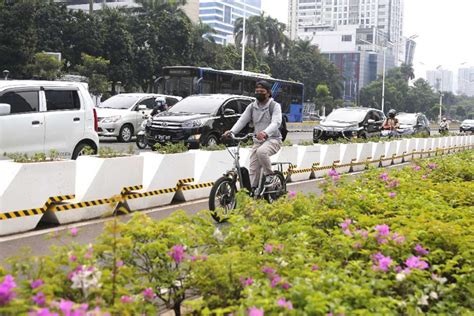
[{"xmin": 261, "ymin": 0, "xmax": 474, "ymax": 79}]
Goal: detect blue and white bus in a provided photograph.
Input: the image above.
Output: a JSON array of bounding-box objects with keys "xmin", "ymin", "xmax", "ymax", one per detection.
[{"xmin": 154, "ymin": 66, "xmax": 305, "ymax": 122}]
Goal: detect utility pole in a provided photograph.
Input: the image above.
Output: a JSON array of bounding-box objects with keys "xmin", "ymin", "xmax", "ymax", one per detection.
[
  {"xmin": 241, "ymin": 0, "xmax": 246, "ymax": 72},
  {"xmin": 89, "ymin": 0, "xmax": 93, "ymax": 14}
]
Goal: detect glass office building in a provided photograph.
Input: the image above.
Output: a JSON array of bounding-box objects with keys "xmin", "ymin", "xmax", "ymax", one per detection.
[{"xmin": 200, "ymin": 0, "xmax": 262, "ymax": 45}]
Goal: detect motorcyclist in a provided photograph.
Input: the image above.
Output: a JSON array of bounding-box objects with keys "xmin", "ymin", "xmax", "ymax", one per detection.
[
  {"xmin": 151, "ymin": 96, "xmax": 167, "ymax": 117},
  {"xmin": 383, "ymin": 109, "xmax": 400, "ymax": 130},
  {"xmin": 439, "ymin": 117, "xmax": 449, "ymax": 134}
]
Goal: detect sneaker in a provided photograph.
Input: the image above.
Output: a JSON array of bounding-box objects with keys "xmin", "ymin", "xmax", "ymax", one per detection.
[{"xmin": 264, "ymin": 174, "xmax": 277, "ymax": 187}]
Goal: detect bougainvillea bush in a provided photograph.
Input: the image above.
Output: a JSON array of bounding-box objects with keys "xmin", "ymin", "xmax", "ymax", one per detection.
[{"xmin": 1, "ymin": 151, "xmax": 473, "ymax": 315}]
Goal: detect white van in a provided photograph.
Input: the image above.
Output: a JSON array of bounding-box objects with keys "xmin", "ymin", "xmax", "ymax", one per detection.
[{"xmin": 0, "ymin": 80, "xmax": 99, "ymax": 159}]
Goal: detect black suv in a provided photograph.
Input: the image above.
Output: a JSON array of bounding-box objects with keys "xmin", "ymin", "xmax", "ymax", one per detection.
[
  {"xmin": 313, "ymin": 107, "xmax": 385, "ymax": 142},
  {"xmin": 396, "ymin": 112, "xmax": 431, "ymax": 136},
  {"xmin": 145, "ymin": 94, "xmax": 254, "ymax": 148}
]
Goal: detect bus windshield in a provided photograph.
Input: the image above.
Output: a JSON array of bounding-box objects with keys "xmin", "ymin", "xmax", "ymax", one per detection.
[{"xmin": 164, "ymin": 77, "xmax": 194, "ymax": 97}]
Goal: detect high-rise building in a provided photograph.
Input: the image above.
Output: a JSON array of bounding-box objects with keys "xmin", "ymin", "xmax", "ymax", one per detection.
[
  {"xmin": 287, "ymin": 0, "xmax": 406, "ymax": 104},
  {"xmin": 199, "ymin": 0, "xmax": 262, "ymax": 45},
  {"xmin": 427, "ymin": 69, "xmax": 454, "ymax": 93},
  {"xmin": 457, "ymin": 67, "xmax": 474, "ymax": 96}
]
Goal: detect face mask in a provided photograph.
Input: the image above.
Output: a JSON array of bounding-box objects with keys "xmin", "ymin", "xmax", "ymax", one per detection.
[{"xmin": 255, "ymin": 93, "xmax": 266, "ymax": 102}]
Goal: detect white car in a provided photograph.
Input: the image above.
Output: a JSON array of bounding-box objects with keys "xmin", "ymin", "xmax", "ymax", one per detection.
[
  {"xmin": 96, "ymin": 93, "xmax": 181, "ymax": 142},
  {"xmin": 0, "ymin": 80, "xmax": 99, "ymax": 159}
]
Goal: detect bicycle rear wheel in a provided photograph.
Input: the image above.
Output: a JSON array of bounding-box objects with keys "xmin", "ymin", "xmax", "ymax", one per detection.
[
  {"xmin": 209, "ymin": 177, "xmax": 237, "ymax": 222},
  {"xmin": 264, "ymin": 171, "xmax": 286, "ymax": 204}
]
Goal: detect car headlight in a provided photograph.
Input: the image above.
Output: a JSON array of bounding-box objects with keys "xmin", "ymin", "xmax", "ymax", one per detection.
[
  {"xmin": 102, "ymin": 115, "xmax": 121, "ymax": 123},
  {"xmin": 182, "ymin": 119, "xmax": 205, "ymax": 128}
]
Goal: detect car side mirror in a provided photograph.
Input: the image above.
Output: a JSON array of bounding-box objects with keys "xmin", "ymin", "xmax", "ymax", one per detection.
[
  {"xmin": 137, "ymin": 104, "xmax": 147, "ymax": 111},
  {"xmin": 367, "ymin": 119, "xmax": 376, "ymax": 124},
  {"xmin": 223, "ymin": 108, "xmax": 236, "ymax": 116},
  {"xmin": 0, "ymin": 103, "xmax": 11, "ymax": 116}
]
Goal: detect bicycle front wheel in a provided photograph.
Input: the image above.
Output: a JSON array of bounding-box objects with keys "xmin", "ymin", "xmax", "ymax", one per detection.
[{"xmin": 209, "ymin": 177, "xmax": 237, "ymax": 222}]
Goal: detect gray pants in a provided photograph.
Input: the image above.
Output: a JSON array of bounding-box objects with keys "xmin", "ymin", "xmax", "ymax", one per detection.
[{"xmin": 249, "ymin": 139, "xmax": 282, "ymax": 188}]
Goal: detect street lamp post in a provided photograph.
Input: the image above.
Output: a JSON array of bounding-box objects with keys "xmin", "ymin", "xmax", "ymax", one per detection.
[
  {"xmin": 439, "ymin": 92, "xmax": 444, "ymax": 123},
  {"xmin": 241, "ymin": 0, "xmax": 246, "ymax": 72}
]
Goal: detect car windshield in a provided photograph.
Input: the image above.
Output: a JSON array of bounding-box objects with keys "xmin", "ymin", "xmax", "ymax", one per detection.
[
  {"xmin": 462, "ymin": 120, "xmax": 474, "ymax": 124},
  {"xmin": 169, "ymin": 96, "xmax": 224, "ymax": 114},
  {"xmin": 325, "ymin": 109, "xmax": 367, "ymax": 123},
  {"xmin": 99, "ymin": 95, "xmax": 141, "ymax": 110},
  {"xmin": 397, "ymin": 114, "xmax": 417, "ymax": 125}
]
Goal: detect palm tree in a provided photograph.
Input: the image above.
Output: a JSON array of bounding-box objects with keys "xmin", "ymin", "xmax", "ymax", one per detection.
[
  {"xmin": 400, "ymin": 63, "xmax": 415, "ymax": 82},
  {"xmin": 234, "ymin": 15, "xmax": 266, "ymax": 54},
  {"xmin": 135, "ymin": 0, "xmax": 187, "ymax": 10}
]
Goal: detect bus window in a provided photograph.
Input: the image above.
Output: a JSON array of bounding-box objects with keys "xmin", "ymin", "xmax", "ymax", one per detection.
[
  {"xmin": 291, "ymin": 85, "xmax": 303, "ymax": 104},
  {"xmin": 202, "ymin": 72, "xmax": 217, "ymax": 94},
  {"xmin": 242, "ymin": 79, "xmax": 256, "ymax": 96},
  {"xmin": 218, "ymin": 74, "xmax": 233, "ymax": 94},
  {"xmin": 231, "ymin": 78, "xmax": 243, "ymax": 95}
]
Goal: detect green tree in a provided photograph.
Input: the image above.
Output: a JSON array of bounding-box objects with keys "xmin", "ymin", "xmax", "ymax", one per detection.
[
  {"xmin": 76, "ymin": 53, "xmax": 110, "ymax": 97},
  {"xmin": 28, "ymin": 52, "xmax": 62, "ymax": 80},
  {"xmin": 456, "ymin": 105, "xmax": 467, "ymax": 118},
  {"xmin": 0, "ymin": 1, "xmax": 37, "ymax": 78}
]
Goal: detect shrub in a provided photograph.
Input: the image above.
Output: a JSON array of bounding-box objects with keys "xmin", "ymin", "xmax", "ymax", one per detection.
[{"xmin": 153, "ymin": 142, "xmax": 189, "ymax": 154}]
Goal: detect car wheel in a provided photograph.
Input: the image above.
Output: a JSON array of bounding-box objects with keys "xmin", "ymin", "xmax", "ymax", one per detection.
[
  {"xmin": 203, "ymin": 134, "xmax": 219, "ymax": 147},
  {"xmin": 118, "ymin": 124, "xmax": 133, "ymax": 142},
  {"xmin": 72, "ymin": 142, "xmax": 96, "ymax": 160},
  {"xmin": 358, "ymin": 131, "xmax": 368, "ymax": 139}
]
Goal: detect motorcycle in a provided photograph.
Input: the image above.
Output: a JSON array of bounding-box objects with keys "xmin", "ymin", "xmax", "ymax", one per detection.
[
  {"xmin": 136, "ymin": 119, "xmax": 151, "ymax": 149},
  {"xmin": 438, "ymin": 126, "xmax": 449, "ymax": 135},
  {"xmin": 381, "ymin": 129, "xmax": 402, "ymax": 138}
]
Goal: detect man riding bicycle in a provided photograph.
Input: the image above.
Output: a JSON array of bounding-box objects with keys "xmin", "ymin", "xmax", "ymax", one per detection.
[{"xmin": 224, "ymin": 81, "xmax": 283, "ymax": 194}]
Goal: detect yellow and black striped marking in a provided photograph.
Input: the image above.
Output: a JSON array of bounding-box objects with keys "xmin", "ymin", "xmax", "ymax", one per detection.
[
  {"xmin": 180, "ymin": 182, "xmax": 215, "ymax": 191},
  {"xmin": 0, "ymin": 195, "xmax": 75, "ymax": 221}
]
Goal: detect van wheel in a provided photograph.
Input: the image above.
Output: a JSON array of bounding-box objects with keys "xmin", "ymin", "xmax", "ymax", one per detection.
[
  {"xmin": 72, "ymin": 143, "xmax": 96, "ymax": 160},
  {"xmin": 118, "ymin": 124, "xmax": 133, "ymax": 142}
]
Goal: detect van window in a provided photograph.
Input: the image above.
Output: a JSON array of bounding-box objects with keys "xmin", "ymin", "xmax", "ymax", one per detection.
[
  {"xmin": 45, "ymin": 90, "xmax": 80, "ymax": 111},
  {"xmin": 166, "ymin": 97, "xmax": 179, "ymax": 107},
  {"xmin": 0, "ymin": 90, "xmax": 39, "ymax": 114}
]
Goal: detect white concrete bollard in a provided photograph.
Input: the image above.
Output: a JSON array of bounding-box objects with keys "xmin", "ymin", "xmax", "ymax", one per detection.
[
  {"xmin": 352, "ymin": 142, "xmax": 373, "ymax": 172},
  {"xmin": 0, "ymin": 160, "xmax": 75, "ymax": 235},
  {"xmin": 315, "ymin": 144, "xmax": 340, "ymax": 178},
  {"xmin": 271, "ymin": 145, "xmax": 299, "ymax": 181},
  {"xmin": 339, "ymin": 143, "xmax": 358, "ymax": 174},
  {"xmin": 370, "ymin": 142, "xmax": 386, "ymax": 168},
  {"xmin": 394, "ymin": 139, "xmax": 408, "ymax": 164},
  {"xmin": 292, "ymin": 145, "xmax": 321, "ymax": 182},
  {"xmin": 404, "ymin": 138, "xmax": 418, "ymax": 161},
  {"xmin": 127, "ymin": 152, "xmax": 194, "ymax": 211},
  {"xmin": 382, "ymin": 141, "xmax": 398, "ymax": 167},
  {"xmin": 57, "ymin": 155, "xmax": 145, "ymax": 223}
]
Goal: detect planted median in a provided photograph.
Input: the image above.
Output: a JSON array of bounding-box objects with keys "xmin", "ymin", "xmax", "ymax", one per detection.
[{"xmin": 0, "ymin": 151, "xmax": 473, "ymax": 315}]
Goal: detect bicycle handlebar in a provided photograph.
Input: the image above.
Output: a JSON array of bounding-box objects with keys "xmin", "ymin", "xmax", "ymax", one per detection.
[{"xmin": 228, "ymin": 133, "xmax": 254, "ymax": 141}]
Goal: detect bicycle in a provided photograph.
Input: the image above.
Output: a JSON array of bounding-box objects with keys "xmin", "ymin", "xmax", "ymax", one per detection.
[{"xmin": 209, "ymin": 133, "xmax": 290, "ymax": 222}]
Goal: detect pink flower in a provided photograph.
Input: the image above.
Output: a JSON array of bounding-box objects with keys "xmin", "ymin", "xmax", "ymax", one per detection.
[
  {"xmin": 405, "ymin": 256, "xmax": 429, "ymax": 270},
  {"xmin": 353, "ymin": 242, "xmax": 362, "ymax": 249},
  {"xmin": 30, "ymin": 279, "xmax": 44, "ymax": 289},
  {"xmin": 168, "ymin": 245, "xmax": 185, "ymax": 264},
  {"xmin": 413, "ymin": 165, "xmax": 421, "ymax": 171},
  {"xmin": 69, "ymin": 227, "xmax": 78, "ymax": 237},
  {"xmin": 422, "ymin": 175, "xmax": 427, "ymax": 180},
  {"xmin": 379, "ymin": 173, "xmax": 389, "ymax": 181},
  {"xmin": 29, "ymin": 308, "xmax": 59, "ymax": 316},
  {"xmin": 264, "ymin": 244, "xmax": 274, "ymax": 253},
  {"xmin": 311, "ymin": 265, "xmax": 319, "ymax": 271},
  {"xmin": 374, "ymin": 224, "xmax": 390, "ymax": 237},
  {"xmin": 415, "ymin": 244, "xmax": 430, "ymax": 256},
  {"xmin": 270, "ymin": 275, "xmax": 281, "ymax": 288},
  {"xmin": 372, "ymin": 253, "xmax": 393, "ymax": 272},
  {"xmin": 428, "ymin": 163, "xmax": 437, "ymax": 170},
  {"xmin": 386, "ymin": 180, "xmax": 400, "ymax": 188},
  {"xmin": 394, "ymin": 266, "xmax": 402, "ymax": 273},
  {"xmin": 356, "ymin": 229, "xmax": 369, "ymax": 239},
  {"xmin": 388, "ymin": 192, "xmax": 397, "ymax": 198},
  {"xmin": 277, "ymin": 298, "xmax": 293, "ymax": 310},
  {"xmin": 69, "ymin": 255, "xmax": 77, "ymax": 262},
  {"xmin": 116, "ymin": 260, "xmax": 124, "ymax": 267},
  {"xmin": 84, "ymin": 246, "xmax": 93, "ymax": 259},
  {"xmin": 391, "ymin": 233, "xmax": 405, "ymax": 244},
  {"xmin": 340, "ymin": 219, "xmax": 352, "ymax": 230},
  {"xmin": 248, "ymin": 307, "xmax": 264, "ymax": 316},
  {"xmin": 58, "ymin": 300, "xmax": 74, "ymax": 315},
  {"xmin": 32, "ymin": 292, "xmax": 46, "ymax": 306},
  {"xmin": 143, "ymin": 288, "xmax": 155, "ymax": 300},
  {"xmin": 328, "ymin": 169, "xmax": 338, "ymax": 177},
  {"xmin": 281, "ymin": 282, "xmax": 291, "ymax": 290},
  {"xmin": 262, "ymin": 266, "xmax": 276, "ymax": 275},
  {"xmin": 288, "ymin": 191, "xmax": 297, "ymax": 199},
  {"xmin": 240, "ymin": 277, "xmax": 254, "ymax": 287},
  {"xmin": 0, "ymin": 275, "xmax": 17, "ymax": 306},
  {"xmin": 120, "ymin": 296, "xmax": 133, "ymax": 304},
  {"xmin": 343, "ymin": 229, "xmax": 353, "ymax": 237}
]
